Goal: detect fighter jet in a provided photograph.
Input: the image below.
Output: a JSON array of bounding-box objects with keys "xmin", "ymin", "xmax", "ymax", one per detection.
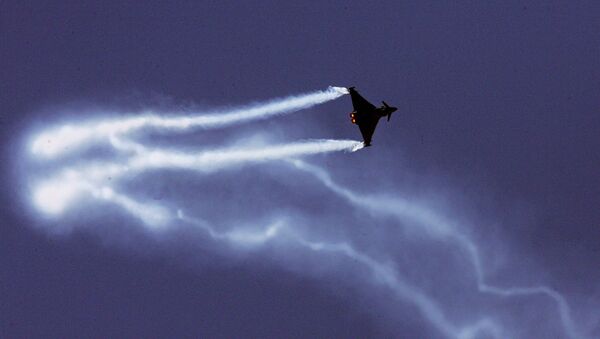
[{"xmin": 348, "ymin": 87, "xmax": 397, "ymax": 147}]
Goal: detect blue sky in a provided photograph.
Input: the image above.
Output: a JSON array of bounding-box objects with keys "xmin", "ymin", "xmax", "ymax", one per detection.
[{"xmin": 2, "ymin": 2, "xmax": 600, "ymax": 338}]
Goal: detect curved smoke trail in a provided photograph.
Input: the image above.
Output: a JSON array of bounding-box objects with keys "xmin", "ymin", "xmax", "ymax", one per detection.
[
  {"xmin": 289, "ymin": 159, "xmax": 583, "ymax": 339},
  {"xmin": 177, "ymin": 212, "xmax": 501, "ymax": 339},
  {"xmin": 21, "ymin": 87, "xmax": 588, "ymax": 338},
  {"xmin": 31, "ymin": 139, "xmax": 362, "ymax": 219}
]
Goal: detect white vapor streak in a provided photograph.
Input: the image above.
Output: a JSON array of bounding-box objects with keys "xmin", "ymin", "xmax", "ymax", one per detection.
[
  {"xmin": 32, "ymin": 173, "xmax": 170, "ymax": 227},
  {"xmin": 288, "ymin": 160, "xmax": 455, "ymax": 237},
  {"xmin": 478, "ymin": 284, "xmax": 580, "ymax": 339},
  {"xmin": 92, "ymin": 186, "xmax": 171, "ymax": 228},
  {"xmin": 30, "ymin": 86, "xmax": 348, "ymax": 158},
  {"xmin": 178, "ymin": 211, "xmax": 285, "ymax": 246},
  {"xmin": 294, "ymin": 238, "xmax": 464, "ymax": 339},
  {"xmin": 32, "ymin": 139, "xmax": 361, "ymax": 218},
  {"xmin": 43, "ymin": 171, "xmax": 500, "ymax": 339},
  {"xmin": 290, "ymin": 160, "xmax": 582, "ymax": 339},
  {"xmin": 24, "ymin": 86, "xmax": 585, "ymax": 339},
  {"xmin": 178, "ymin": 212, "xmax": 499, "ymax": 339},
  {"xmin": 126, "ymin": 139, "xmax": 363, "ymax": 172}
]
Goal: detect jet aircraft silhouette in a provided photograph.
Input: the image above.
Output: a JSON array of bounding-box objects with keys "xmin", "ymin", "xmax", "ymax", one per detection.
[{"xmin": 348, "ymin": 87, "xmax": 397, "ymax": 147}]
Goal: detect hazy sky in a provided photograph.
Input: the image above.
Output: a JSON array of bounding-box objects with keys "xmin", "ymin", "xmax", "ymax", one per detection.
[{"xmin": 2, "ymin": 2, "xmax": 599, "ymax": 338}]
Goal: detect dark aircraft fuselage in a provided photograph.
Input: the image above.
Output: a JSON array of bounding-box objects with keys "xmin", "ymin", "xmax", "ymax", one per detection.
[{"xmin": 348, "ymin": 87, "xmax": 397, "ymax": 147}]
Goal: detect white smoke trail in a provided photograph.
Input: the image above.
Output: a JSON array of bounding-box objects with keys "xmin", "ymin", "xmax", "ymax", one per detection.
[
  {"xmin": 30, "ymin": 86, "xmax": 348, "ymax": 158},
  {"xmin": 289, "ymin": 160, "xmax": 583, "ymax": 339},
  {"xmin": 22, "ymin": 86, "xmax": 586, "ymax": 338},
  {"xmin": 31, "ymin": 139, "xmax": 362, "ymax": 217},
  {"xmin": 31, "ymin": 114, "xmax": 500, "ymax": 339},
  {"xmin": 478, "ymin": 285, "xmax": 579, "ymax": 339},
  {"xmin": 28, "ymin": 121, "xmax": 496, "ymax": 338},
  {"xmin": 34, "ymin": 167, "xmax": 503, "ymax": 339},
  {"xmin": 124, "ymin": 139, "xmax": 363, "ymax": 173},
  {"xmin": 177, "ymin": 212, "xmax": 502, "ymax": 339},
  {"xmin": 32, "ymin": 173, "xmax": 171, "ymax": 227}
]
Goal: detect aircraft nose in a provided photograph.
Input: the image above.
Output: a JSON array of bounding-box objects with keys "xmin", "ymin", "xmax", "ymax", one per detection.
[{"xmin": 390, "ymin": 107, "xmax": 398, "ymax": 113}]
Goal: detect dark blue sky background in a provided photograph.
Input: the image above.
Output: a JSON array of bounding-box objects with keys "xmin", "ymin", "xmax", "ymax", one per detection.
[{"xmin": 2, "ymin": 1, "xmax": 599, "ymax": 338}]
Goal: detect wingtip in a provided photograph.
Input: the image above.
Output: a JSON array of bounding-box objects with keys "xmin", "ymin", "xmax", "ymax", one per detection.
[{"xmin": 351, "ymin": 142, "xmax": 366, "ymax": 152}]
